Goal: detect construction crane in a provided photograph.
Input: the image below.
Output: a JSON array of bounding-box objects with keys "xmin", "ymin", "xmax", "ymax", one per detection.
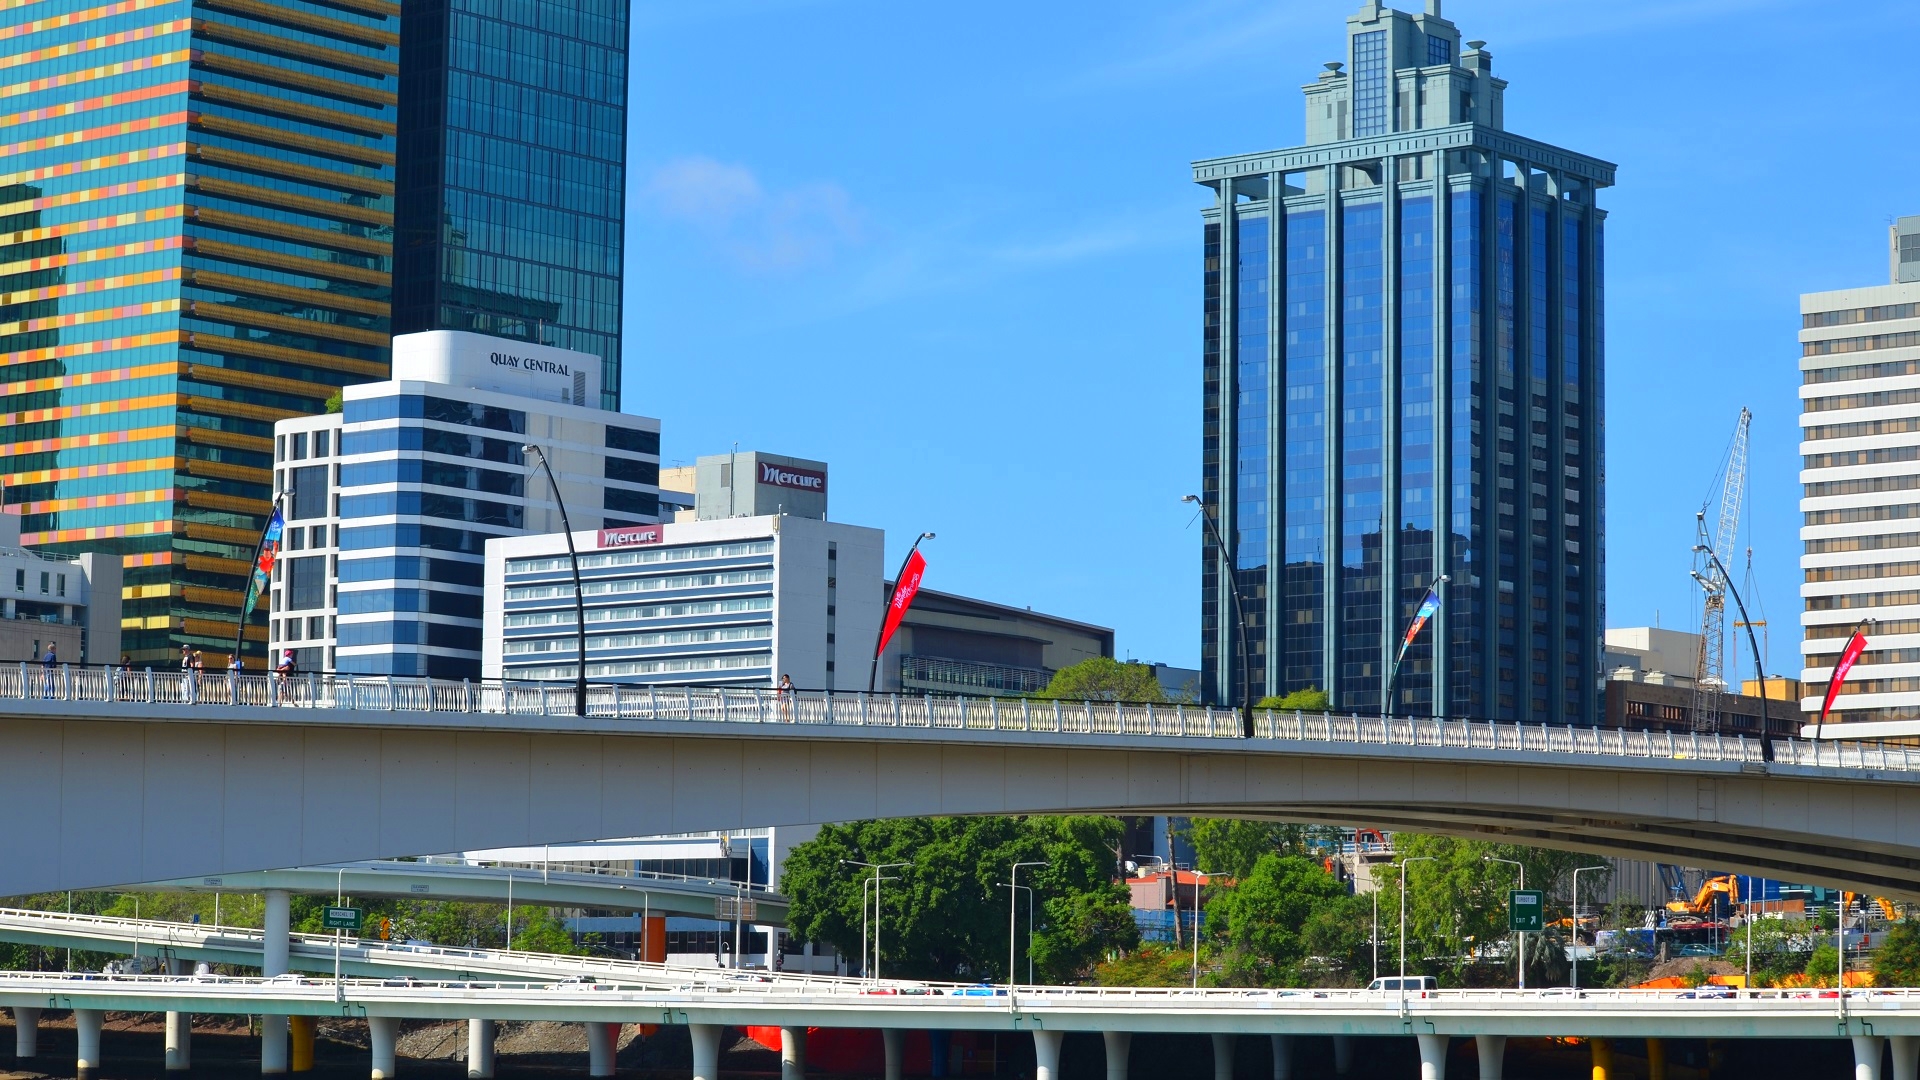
[{"xmin": 1691, "ymin": 408, "xmax": 1752, "ymax": 734}]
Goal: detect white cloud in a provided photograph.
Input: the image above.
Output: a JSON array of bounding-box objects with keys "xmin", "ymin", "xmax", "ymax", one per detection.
[{"xmin": 639, "ymin": 156, "xmax": 863, "ymax": 272}]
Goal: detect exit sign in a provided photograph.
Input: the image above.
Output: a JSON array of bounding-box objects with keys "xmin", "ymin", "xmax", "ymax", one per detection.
[
  {"xmin": 1508, "ymin": 890, "xmax": 1545, "ymax": 933},
  {"xmin": 322, "ymin": 907, "xmax": 363, "ymax": 931}
]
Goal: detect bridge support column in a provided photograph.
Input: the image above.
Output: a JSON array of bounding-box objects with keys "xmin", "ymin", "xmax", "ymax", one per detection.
[
  {"xmin": 290, "ymin": 1016, "xmax": 315, "ymax": 1073},
  {"xmin": 1646, "ymin": 1038, "xmax": 1666, "ymax": 1080},
  {"xmin": 1333, "ymin": 1035, "xmax": 1354, "ymax": 1075},
  {"xmin": 75, "ymin": 1008, "xmax": 103, "ymax": 1080},
  {"xmin": 1416, "ymin": 1034, "xmax": 1448, "ymax": 1080},
  {"xmin": 587, "ymin": 1023, "xmax": 617, "ymax": 1078},
  {"xmin": 468, "ymin": 1020, "xmax": 496, "ymax": 1080},
  {"xmin": 1590, "ymin": 1037, "xmax": 1613, "ymax": 1080},
  {"xmin": 368, "ymin": 1017, "xmax": 398, "ymax": 1080},
  {"xmin": 1856, "ymin": 1035, "xmax": 1888, "ymax": 1080},
  {"xmin": 780, "ymin": 1026, "xmax": 806, "ymax": 1080},
  {"xmin": 1891, "ymin": 1035, "xmax": 1918, "ymax": 1080},
  {"xmin": 689, "ymin": 1024, "xmax": 721, "ymax": 1080},
  {"xmin": 12, "ymin": 1007, "xmax": 39, "ymax": 1060},
  {"xmin": 1270, "ymin": 1035, "xmax": 1291, "ymax": 1080},
  {"xmin": 1033, "ymin": 1030, "xmax": 1064, "ymax": 1080},
  {"xmin": 1212, "ymin": 1034, "xmax": 1236, "ymax": 1080},
  {"xmin": 1474, "ymin": 1036, "xmax": 1505, "ymax": 1080},
  {"xmin": 882, "ymin": 1029, "xmax": 904, "ymax": 1080},
  {"xmin": 263, "ymin": 887, "xmax": 292, "ymax": 1076},
  {"xmin": 1103, "ymin": 1031, "xmax": 1131, "ymax": 1080},
  {"xmin": 167, "ymin": 1010, "xmax": 193, "ymax": 1072}
]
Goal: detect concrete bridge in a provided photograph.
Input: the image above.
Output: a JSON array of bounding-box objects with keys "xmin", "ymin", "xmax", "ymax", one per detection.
[{"xmin": 5, "ymin": 670, "xmax": 1920, "ymax": 898}]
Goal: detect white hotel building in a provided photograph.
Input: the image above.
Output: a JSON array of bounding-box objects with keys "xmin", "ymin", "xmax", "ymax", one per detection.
[{"xmin": 1799, "ymin": 217, "xmax": 1920, "ymax": 724}]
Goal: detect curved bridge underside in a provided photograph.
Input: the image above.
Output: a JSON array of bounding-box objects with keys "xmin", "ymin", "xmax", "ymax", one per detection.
[{"xmin": 5, "ymin": 707, "xmax": 1919, "ymax": 899}]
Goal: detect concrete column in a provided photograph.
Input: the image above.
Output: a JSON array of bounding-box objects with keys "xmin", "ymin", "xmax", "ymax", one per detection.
[
  {"xmin": 369, "ymin": 1017, "xmax": 398, "ymax": 1080},
  {"xmin": 1212, "ymin": 1034, "xmax": 1235, "ymax": 1080},
  {"xmin": 1270, "ymin": 1035, "xmax": 1292, "ymax": 1080},
  {"xmin": 167, "ymin": 1010, "xmax": 193, "ymax": 1072},
  {"xmin": 1416, "ymin": 1034, "xmax": 1448, "ymax": 1080},
  {"xmin": 1103, "ymin": 1031, "xmax": 1131, "ymax": 1080},
  {"xmin": 1856, "ymin": 1035, "xmax": 1888, "ymax": 1080},
  {"xmin": 690, "ymin": 1024, "xmax": 722, "ymax": 1080},
  {"xmin": 780, "ymin": 1026, "xmax": 806, "ymax": 1080},
  {"xmin": 1474, "ymin": 1036, "xmax": 1505, "ymax": 1080},
  {"xmin": 1333, "ymin": 1035, "xmax": 1354, "ymax": 1076},
  {"xmin": 1589, "ymin": 1037, "xmax": 1612, "ymax": 1080},
  {"xmin": 467, "ymin": 1020, "xmax": 496, "ymax": 1080},
  {"xmin": 263, "ymin": 888, "xmax": 292, "ymax": 1076},
  {"xmin": 75, "ymin": 1008, "xmax": 104, "ymax": 1080},
  {"xmin": 290, "ymin": 1016, "xmax": 315, "ymax": 1073},
  {"xmin": 882, "ymin": 1029, "xmax": 905, "ymax": 1080},
  {"xmin": 12, "ymin": 1007, "xmax": 40, "ymax": 1059},
  {"xmin": 1034, "ymin": 1030, "xmax": 1065, "ymax": 1080},
  {"xmin": 1646, "ymin": 1038, "xmax": 1666, "ymax": 1080},
  {"xmin": 1891, "ymin": 1035, "xmax": 1918, "ymax": 1080},
  {"xmin": 587, "ymin": 1023, "xmax": 617, "ymax": 1078}
]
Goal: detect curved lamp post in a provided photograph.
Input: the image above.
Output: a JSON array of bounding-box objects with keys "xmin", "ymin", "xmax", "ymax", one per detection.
[
  {"xmin": 1182, "ymin": 495, "xmax": 1253, "ymax": 737},
  {"xmin": 522, "ymin": 444, "xmax": 585, "ymax": 716}
]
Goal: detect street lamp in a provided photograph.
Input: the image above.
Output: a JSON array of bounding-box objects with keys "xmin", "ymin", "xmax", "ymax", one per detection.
[
  {"xmin": 522, "ymin": 444, "xmax": 586, "ymax": 716},
  {"xmin": 1484, "ymin": 856, "xmax": 1525, "ymax": 990},
  {"xmin": 1182, "ymin": 495, "xmax": 1253, "ymax": 737},
  {"xmin": 869, "ymin": 533, "xmax": 935, "ymax": 694},
  {"xmin": 1569, "ymin": 864, "xmax": 1608, "ymax": 990},
  {"xmin": 1190, "ymin": 870, "xmax": 1218, "ymax": 988},
  {"xmin": 1005, "ymin": 861, "xmax": 1047, "ymax": 986},
  {"xmin": 996, "ymin": 882, "xmax": 1032, "ymax": 982},
  {"xmin": 842, "ymin": 860, "xmax": 911, "ymax": 980},
  {"xmin": 1399, "ymin": 856, "xmax": 1435, "ymax": 1011},
  {"xmin": 1691, "ymin": 543, "xmax": 1773, "ymax": 755}
]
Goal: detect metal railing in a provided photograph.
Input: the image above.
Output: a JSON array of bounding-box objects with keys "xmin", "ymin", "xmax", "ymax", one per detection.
[{"xmin": 3, "ymin": 665, "xmax": 1908, "ymax": 774}]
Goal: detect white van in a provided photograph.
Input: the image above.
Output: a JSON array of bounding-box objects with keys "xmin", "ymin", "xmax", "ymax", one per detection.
[{"xmin": 1367, "ymin": 975, "xmax": 1437, "ymax": 994}]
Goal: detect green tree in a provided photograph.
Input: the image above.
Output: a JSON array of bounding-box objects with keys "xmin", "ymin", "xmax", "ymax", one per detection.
[
  {"xmin": 1875, "ymin": 921, "xmax": 1920, "ymax": 988},
  {"xmin": 1257, "ymin": 688, "xmax": 1330, "ymax": 712},
  {"xmin": 1806, "ymin": 943, "xmax": 1841, "ymax": 985},
  {"xmin": 1204, "ymin": 854, "xmax": 1348, "ymax": 985},
  {"xmin": 1298, "ymin": 891, "xmax": 1375, "ymax": 986},
  {"xmin": 1727, "ymin": 918, "xmax": 1812, "ymax": 988},
  {"xmin": 511, "ymin": 907, "xmax": 585, "ymax": 954},
  {"xmin": 1036, "ymin": 658, "xmax": 1165, "ymax": 703},
  {"xmin": 1092, "ymin": 943, "xmax": 1193, "ymax": 987},
  {"xmin": 325, "ymin": 389, "xmax": 344, "ymax": 414},
  {"xmin": 1186, "ymin": 819, "xmax": 1341, "ymax": 880}
]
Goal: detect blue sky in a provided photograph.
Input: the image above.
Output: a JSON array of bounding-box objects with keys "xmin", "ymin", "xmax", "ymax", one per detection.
[{"xmin": 623, "ymin": 0, "xmax": 1920, "ymax": 675}]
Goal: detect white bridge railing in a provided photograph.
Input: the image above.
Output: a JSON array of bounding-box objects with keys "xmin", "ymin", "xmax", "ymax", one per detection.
[{"xmin": 1, "ymin": 664, "xmax": 1904, "ymax": 774}]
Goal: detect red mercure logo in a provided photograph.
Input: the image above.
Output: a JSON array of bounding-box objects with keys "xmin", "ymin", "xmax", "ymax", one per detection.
[
  {"xmin": 758, "ymin": 462, "xmax": 827, "ymax": 493},
  {"xmin": 598, "ymin": 524, "xmax": 664, "ymax": 549}
]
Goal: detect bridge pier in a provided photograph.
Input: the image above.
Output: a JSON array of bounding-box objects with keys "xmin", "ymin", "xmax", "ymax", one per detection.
[
  {"xmin": 262, "ymin": 888, "xmax": 291, "ymax": 1076},
  {"xmin": 291, "ymin": 1016, "xmax": 316, "ymax": 1073},
  {"xmin": 369, "ymin": 1017, "xmax": 398, "ymax": 1080},
  {"xmin": 1212, "ymin": 1034, "xmax": 1236, "ymax": 1080},
  {"xmin": 167, "ymin": 1010, "xmax": 192, "ymax": 1072},
  {"xmin": 468, "ymin": 1020, "xmax": 496, "ymax": 1079},
  {"xmin": 586, "ymin": 1022, "xmax": 618, "ymax": 1078},
  {"xmin": 1103, "ymin": 1031, "xmax": 1131, "ymax": 1080},
  {"xmin": 1033, "ymin": 1030, "xmax": 1064, "ymax": 1080},
  {"xmin": 1270, "ymin": 1034, "xmax": 1291, "ymax": 1080},
  {"xmin": 779, "ymin": 1026, "xmax": 806, "ymax": 1080},
  {"xmin": 1416, "ymin": 1034, "xmax": 1448, "ymax": 1080},
  {"xmin": 1646, "ymin": 1038, "xmax": 1666, "ymax": 1080},
  {"xmin": 1856, "ymin": 1035, "xmax": 1888, "ymax": 1080},
  {"xmin": 75, "ymin": 1008, "xmax": 103, "ymax": 1080},
  {"xmin": 1333, "ymin": 1035, "xmax": 1354, "ymax": 1075},
  {"xmin": 1892, "ymin": 1035, "xmax": 1919, "ymax": 1080},
  {"xmin": 12, "ymin": 1006, "xmax": 39, "ymax": 1060},
  {"xmin": 1590, "ymin": 1037, "xmax": 1613, "ymax": 1080},
  {"xmin": 1474, "ymin": 1035, "xmax": 1505, "ymax": 1080},
  {"xmin": 882, "ymin": 1029, "xmax": 904, "ymax": 1080},
  {"xmin": 689, "ymin": 1024, "xmax": 721, "ymax": 1080}
]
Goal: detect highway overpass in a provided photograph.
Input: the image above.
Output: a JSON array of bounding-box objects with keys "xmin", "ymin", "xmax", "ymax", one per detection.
[{"xmin": 6, "ymin": 671, "xmax": 1920, "ymax": 898}]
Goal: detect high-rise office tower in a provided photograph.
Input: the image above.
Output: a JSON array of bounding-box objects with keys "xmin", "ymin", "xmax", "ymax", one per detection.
[
  {"xmin": 393, "ymin": 0, "xmax": 629, "ymax": 409},
  {"xmin": 1798, "ymin": 216, "xmax": 1920, "ymax": 725},
  {"xmin": 0, "ymin": 0, "xmax": 400, "ymax": 663},
  {"xmin": 1193, "ymin": 1, "xmax": 1612, "ymax": 722}
]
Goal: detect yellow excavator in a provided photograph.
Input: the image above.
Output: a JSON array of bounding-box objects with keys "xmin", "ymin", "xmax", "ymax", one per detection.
[
  {"xmin": 1666, "ymin": 875, "xmax": 1739, "ymax": 920},
  {"xmin": 1843, "ymin": 892, "xmax": 1901, "ymax": 922}
]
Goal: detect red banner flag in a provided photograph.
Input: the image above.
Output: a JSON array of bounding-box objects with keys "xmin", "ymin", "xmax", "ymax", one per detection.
[
  {"xmin": 1817, "ymin": 627, "xmax": 1870, "ymax": 734},
  {"xmin": 876, "ymin": 549, "xmax": 926, "ymax": 657}
]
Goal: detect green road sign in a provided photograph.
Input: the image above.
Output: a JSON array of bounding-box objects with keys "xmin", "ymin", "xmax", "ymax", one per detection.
[
  {"xmin": 322, "ymin": 907, "xmax": 363, "ymax": 931},
  {"xmin": 1509, "ymin": 890, "xmax": 1545, "ymax": 933}
]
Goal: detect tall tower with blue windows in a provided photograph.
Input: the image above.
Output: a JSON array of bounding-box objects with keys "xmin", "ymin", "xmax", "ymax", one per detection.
[{"xmin": 1194, "ymin": 0, "xmax": 1612, "ymax": 723}]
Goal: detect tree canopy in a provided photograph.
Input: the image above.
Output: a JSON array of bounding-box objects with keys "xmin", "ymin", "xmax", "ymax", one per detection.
[
  {"xmin": 1257, "ymin": 687, "xmax": 1330, "ymax": 712},
  {"xmin": 1036, "ymin": 658, "xmax": 1166, "ymax": 703},
  {"xmin": 1204, "ymin": 854, "xmax": 1349, "ymax": 985}
]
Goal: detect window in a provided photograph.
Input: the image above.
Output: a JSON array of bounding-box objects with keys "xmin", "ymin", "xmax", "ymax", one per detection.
[
  {"xmin": 39, "ymin": 571, "xmax": 48, "ymax": 594},
  {"xmin": 313, "ymin": 430, "xmax": 330, "ymax": 457},
  {"xmin": 55, "ymin": 575, "xmax": 64, "ymax": 597},
  {"xmin": 606, "ymin": 426, "xmax": 660, "ymax": 455},
  {"xmin": 285, "ymin": 556, "xmax": 327, "ymax": 610},
  {"xmin": 1350, "ymin": 30, "xmax": 1388, "ymax": 137},
  {"xmin": 604, "ymin": 456, "xmax": 659, "ymax": 485},
  {"xmin": 342, "ymin": 395, "xmax": 526, "ymax": 433},
  {"xmin": 308, "ymin": 616, "xmax": 326, "ymax": 639},
  {"xmin": 290, "ymin": 466, "xmax": 329, "ymax": 521},
  {"xmin": 605, "ymin": 488, "xmax": 659, "ymax": 517},
  {"xmin": 13, "ymin": 569, "xmax": 22, "ymax": 591},
  {"xmin": 292, "ymin": 432, "xmax": 307, "ymax": 459},
  {"xmin": 1426, "ymin": 34, "xmax": 1451, "ymax": 66},
  {"xmin": 339, "ymin": 427, "xmax": 524, "ymax": 463}
]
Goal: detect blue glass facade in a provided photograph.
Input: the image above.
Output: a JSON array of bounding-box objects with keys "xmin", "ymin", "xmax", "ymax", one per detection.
[
  {"xmin": 1396, "ymin": 196, "xmax": 1436, "ymax": 713},
  {"xmin": 1234, "ymin": 216, "xmax": 1271, "ymax": 700},
  {"xmin": 1282, "ymin": 210, "xmax": 1327, "ymax": 692},
  {"xmin": 394, "ymin": 0, "xmax": 628, "ymax": 408},
  {"xmin": 1339, "ymin": 203, "xmax": 1386, "ymax": 711}
]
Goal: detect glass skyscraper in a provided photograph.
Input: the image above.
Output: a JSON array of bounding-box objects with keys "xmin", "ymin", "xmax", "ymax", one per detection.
[
  {"xmin": 1194, "ymin": 1, "xmax": 1612, "ymax": 723},
  {"xmin": 0, "ymin": 0, "xmax": 400, "ymax": 664},
  {"xmin": 394, "ymin": 0, "xmax": 628, "ymax": 410}
]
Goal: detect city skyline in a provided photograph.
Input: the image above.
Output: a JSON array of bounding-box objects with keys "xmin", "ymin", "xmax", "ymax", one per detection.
[{"xmin": 626, "ymin": 0, "xmax": 1918, "ymax": 675}]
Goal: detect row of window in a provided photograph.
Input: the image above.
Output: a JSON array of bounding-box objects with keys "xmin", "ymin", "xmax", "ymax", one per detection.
[
  {"xmin": 501, "ymin": 597, "xmax": 773, "ymax": 627},
  {"xmin": 504, "ymin": 569, "xmax": 773, "ymax": 602},
  {"xmin": 8, "ymin": 568, "xmax": 69, "ymax": 596},
  {"xmin": 338, "ymin": 589, "xmax": 483, "ymax": 619},
  {"xmin": 1804, "ymin": 330, "xmax": 1920, "ymax": 357},
  {"xmin": 338, "ymin": 556, "xmax": 485, "ymax": 587},
  {"xmin": 337, "ymin": 491, "xmax": 523, "ymax": 528},
  {"xmin": 502, "ymin": 625, "xmax": 773, "ymax": 654},
  {"xmin": 1804, "ymin": 302, "xmax": 1920, "ymax": 329},
  {"xmin": 507, "ymin": 653, "xmax": 771, "ymax": 680},
  {"xmin": 1804, "ymin": 473, "xmax": 1920, "ymax": 498},
  {"xmin": 1803, "ymin": 386, "xmax": 1920, "ymax": 413},
  {"xmin": 343, "ymin": 394, "xmax": 525, "ymax": 433},
  {"xmin": 1803, "ymin": 357, "xmax": 1920, "ymax": 385},
  {"xmin": 341, "ymin": 459, "xmax": 524, "ymax": 497},
  {"xmin": 507, "ymin": 541, "xmax": 774, "ymax": 576},
  {"xmin": 1804, "ymin": 444, "xmax": 1920, "ymax": 470},
  {"xmin": 1804, "ymin": 561, "xmax": 1920, "ymax": 583},
  {"xmin": 1802, "ymin": 415, "xmax": 1920, "ymax": 442},
  {"xmin": 1806, "ymin": 589, "xmax": 1920, "ymax": 611},
  {"xmin": 1805, "ymin": 503, "xmax": 1920, "ymax": 527},
  {"xmin": 1806, "ymin": 617, "xmax": 1920, "ymax": 639}
]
